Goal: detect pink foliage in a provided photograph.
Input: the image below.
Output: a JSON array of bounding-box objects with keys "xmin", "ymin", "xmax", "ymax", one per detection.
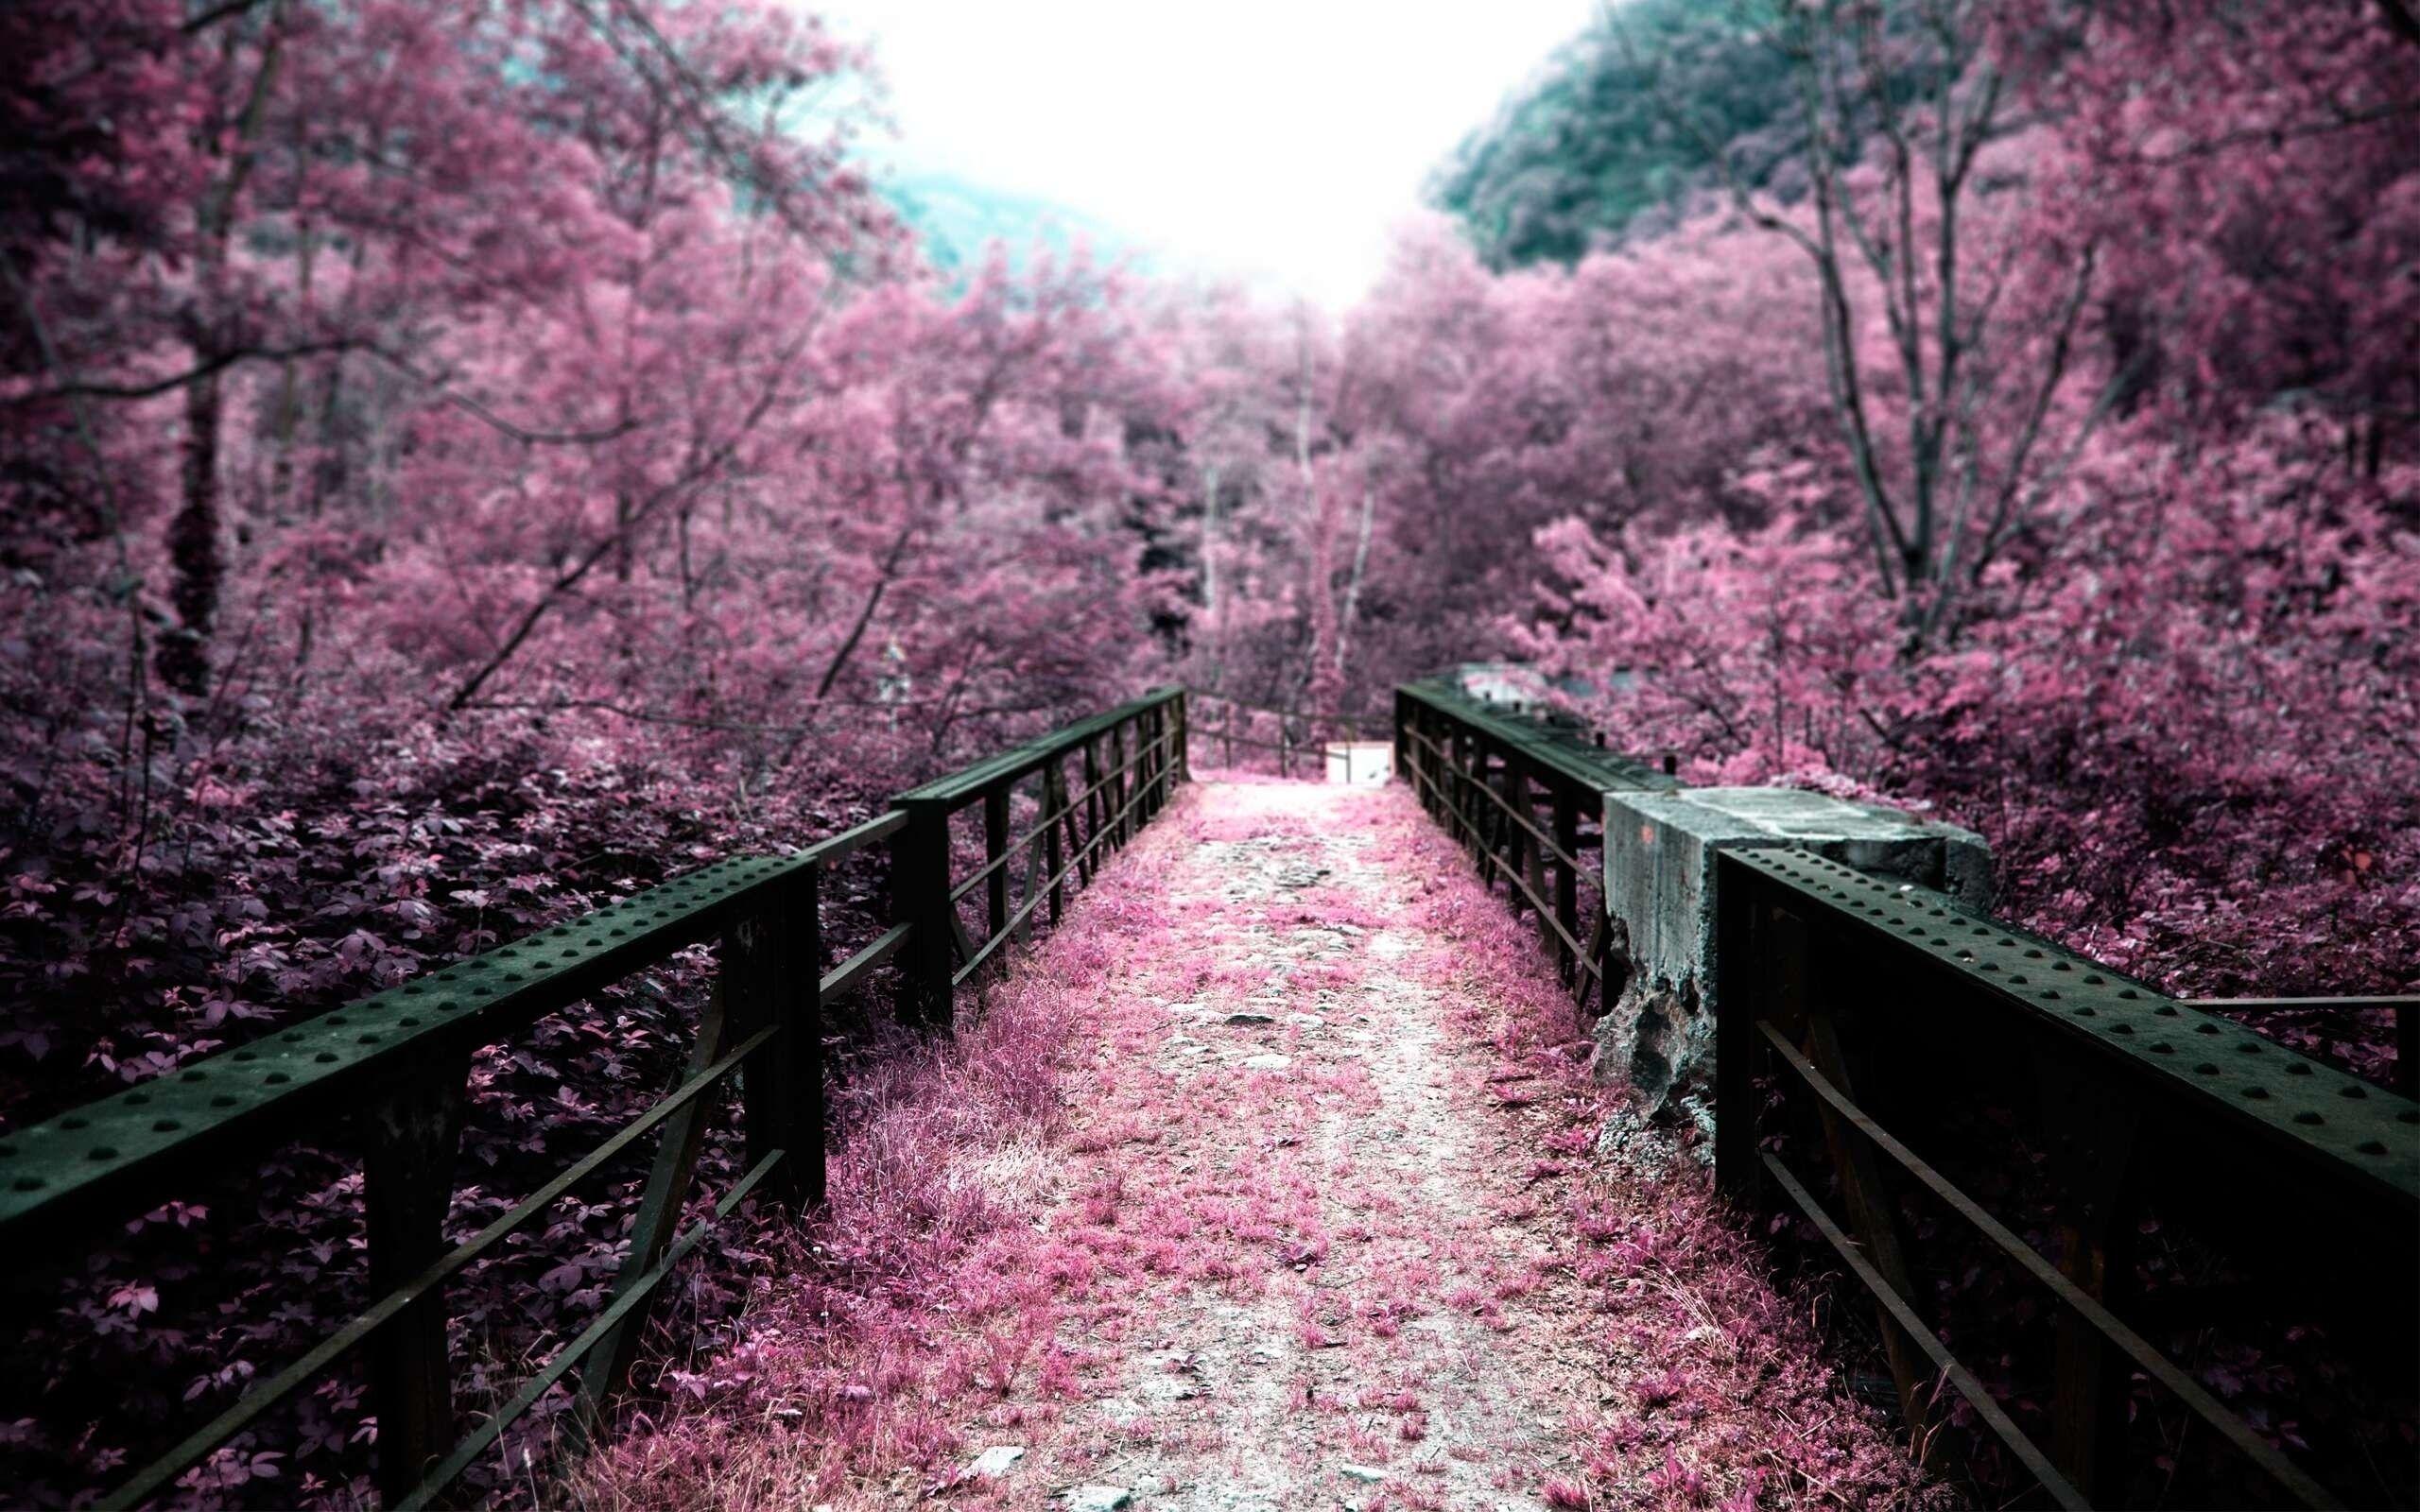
[{"xmin": 0, "ymin": 0, "xmax": 2411, "ymax": 1501}]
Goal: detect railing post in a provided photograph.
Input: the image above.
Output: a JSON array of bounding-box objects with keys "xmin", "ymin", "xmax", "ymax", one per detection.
[
  {"xmin": 1392, "ymin": 691, "xmax": 1409, "ymax": 789},
  {"xmin": 1445, "ymin": 724, "xmax": 1465, "ymax": 839},
  {"xmin": 2039, "ymin": 1064, "xmax": 2140, "ymax": 1501},
  {"xmin": 1110, "ymin": 721, "xmax": 1131, "ymax": 845},
  {"xmin": 1553, "ymin": 786, "xmax": 1579, "ymax": 988},
  {"xmin": 1149, "ymin": 704, "xmax": 1167, "ymax": 811},
  {"xmin": 727, "ymin": 867, "xmax": 820, "ymax": 1208},
  {"xmin": 1415, "ymin": 710, "xmax": 1433, "ymax": 814},
  {"xmin": 1421, "ymin": 709, "xmax": 1441, "ymax": 816},
  {"xmin": 891, "ymin": 799, "xmax": 956, "ymax": 1030},
  {"xmin": 361, "ymin": 1052, "xmax": 471, "ymax": 1504},
  {"xmin": 1080, "ymin": 739, "xmax": 1104, "ymax": 881},
  {"xmin": 1044, "ymin": 760, "xmax": 1069, "ymax": 923},
  {"xmin": 1140, "ymin": 707, "xmax": 1162, "ymax": 820},
  {"xmin": 1802, "ymin": 1009, "xmax": 1934, "ymax": 1460},
  {"xmin": 1504, "ymin": 758, "xmax": 1535, "ymax": 917},
  {"xmin": 983, "ymin": 782, "xmax": 1011, "ymax": 943},
  {"xmin": 1712, "ymin": 858, "xmax": 1763, "ymax": 1207},
  {"xmin": 1463, "ymin": 737, "xmax": 1491, "ymax": 876}
]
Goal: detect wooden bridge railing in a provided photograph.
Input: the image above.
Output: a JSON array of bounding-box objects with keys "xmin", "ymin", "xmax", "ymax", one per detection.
[
  {"xmin": 1187, "ymin": 688, "xmax": 1365, "ymax": 778},
  {"xmin": 1394, "ymin": 678, "xmax": 1676, "ymax": 1010},
  {"xmin": 1393, "ymin": 676, "xmax": 2419, "ymax": 1510},
  {"xmin": 0, "ymin": 687, "xmax": 1186, "ymax": 1508}
]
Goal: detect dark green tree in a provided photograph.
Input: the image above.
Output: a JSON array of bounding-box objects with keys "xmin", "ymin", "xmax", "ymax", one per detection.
[{"xmin": 1428, "ymin": 0, "xmax": 1795, "ymax": 267}]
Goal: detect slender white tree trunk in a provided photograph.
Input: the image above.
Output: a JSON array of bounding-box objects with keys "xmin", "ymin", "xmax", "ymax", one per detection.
[{"xmin": 1335, "ymin": 476, "xmax": 1374, "ymax": 677}]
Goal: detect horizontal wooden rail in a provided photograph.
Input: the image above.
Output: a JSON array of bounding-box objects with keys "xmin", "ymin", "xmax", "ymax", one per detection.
[
  {"xmin": 1187, "ymin": 688, "xmax": 1365, "ymax": 729},
  {"xmin": 1201, "ymin": 729, "xmax": 1298, "ymax": 757},
  {"xmin": 891, "ymin": 690, "xmax": 1184, "ymax": 1026},
  {"xmin": 95, "ymin": 1019, "xmax": 783, "ymax": 1511},
  {"xmin": 1715, "ymin": 847, "xmax": 2417, "ymax": 1508},
  {"xmin": 1396, "ymin": 679, "xmax": 1676, "ymax": 797},
  {"xmin": 945, "ymin": 742, "xmax": 1150, "ymax": 904},
  {"xmin": 1402, "ymin": 723, "xmax": 1588, "ymax": 877},
  {"xmin": 0, "ymin": 690, "xmax": 1190, "ymax": 1508},
  {"xmin": 1757, "ymin": 1022, "xmax": 2339, "ymax": 1509},
  {"xmin": 893, "ymin": 689, "xmax": 1181, "ymax": 805},
  {"xmin": 1399, "ymin": 731, "xmax": 1596, "ymax": 975},
  {"xmin": 1760, "ymin": 1154, "xmax": 2091, "ymax": 1510},
  {"xmin": 1188, "ymin": 689, "xmax": 1374, "ymax": 779},
  {"xmin": 1393, "ymin": 679, "xmax": 1668, "ymax": 1007},
  {"xmin": 952, "ymin": 724, "xmax": 1178, "ymax": 988},
  {"xmin": 2184, "ymin": 996, "xmax": 2417, "ymax": 1096}
]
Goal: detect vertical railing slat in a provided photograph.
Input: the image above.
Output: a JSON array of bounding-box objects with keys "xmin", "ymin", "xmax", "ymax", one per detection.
[
  {"xmin": 1045, "ymin": 760, "xmax": 1069, "ymax": 923},
  {"xmin": 983, "ymin": 784, "xmax": 1011, "ymax": 943},
  {"xmin": 892, "ymin": 799, "xmax": 956, "ymax": 1029},
  {"xmin": 362, "ymin": 1053, "xmax": 472, "ymax": 1505}
]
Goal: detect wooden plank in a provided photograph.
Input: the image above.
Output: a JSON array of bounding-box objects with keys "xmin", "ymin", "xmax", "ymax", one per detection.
[
  {"xmin": 725, "ymin": 869, "xmax": 819, "ymax": 1209},
  {"xmin": 890, "ymin": 799, "xmax": 956, "ymax": 1030},
  {"xmin": 983, "ymin": 785, "xmax": 1011, "ymax": 942},
  {"xmin": 1553, "ymin": 789, "xmax": 1580, "ymax": 987},
  {"xmin": 2037, "ymin": 1061, "xmax": 2139, "ymax": 1501},
  {"xmin": 1044, "ymin": 760, "xmax": 1069, "ymax": 923},
  {"xmin": 361, "ymin": 1052, "xmax": 472, "ymax": 1504}
]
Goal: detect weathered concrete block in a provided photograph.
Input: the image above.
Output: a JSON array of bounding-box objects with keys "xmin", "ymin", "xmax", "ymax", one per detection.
[{"xmin": 1595, "ymin": 786, "xmax": 1991, "ymax": 1136}]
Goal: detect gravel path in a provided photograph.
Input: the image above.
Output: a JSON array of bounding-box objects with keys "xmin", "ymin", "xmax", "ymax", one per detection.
[{"xmin": 1025, "ymin": 779, "xmax": 1603, "ymax": 1511}]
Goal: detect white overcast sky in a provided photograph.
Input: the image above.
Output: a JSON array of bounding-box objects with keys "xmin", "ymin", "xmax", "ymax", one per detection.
[{"xmin": 809, "ymin": 1, "xmax": 1599, "ymax": 307}]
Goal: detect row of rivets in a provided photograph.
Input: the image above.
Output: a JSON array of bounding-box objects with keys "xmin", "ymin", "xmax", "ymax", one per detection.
[
  {"xmin": 1742, "ymin": 849, "xmax": 2417, "ymax": 1182},
  {"xmin": 0, "ymin": 851, "xmax": 803, "ymax": 1203}
]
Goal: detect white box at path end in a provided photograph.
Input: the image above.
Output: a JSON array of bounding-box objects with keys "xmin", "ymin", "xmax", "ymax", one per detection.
[{"xmin": 1324, "ymin": 741, "xmax": 1393, "ymax": 785}]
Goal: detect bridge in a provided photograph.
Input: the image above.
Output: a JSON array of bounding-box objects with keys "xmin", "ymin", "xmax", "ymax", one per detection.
[{"xmin": 0, "ymin": 683, "xmax": 2412, "ymax": 1509}]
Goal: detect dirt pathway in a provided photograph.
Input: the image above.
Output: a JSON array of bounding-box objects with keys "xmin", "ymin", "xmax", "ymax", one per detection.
[
  {"xmin": 581, "ymin": 778, "xmax": 1928, "ymax": 1512},
  {"xmin": 1023, "ymin": 779, "xmax": 1604, "ymax": 1511}
]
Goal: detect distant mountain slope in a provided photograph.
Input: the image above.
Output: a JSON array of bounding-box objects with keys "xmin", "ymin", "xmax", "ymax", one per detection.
[
  {"xmin": 881, "ymin": 170, "xmax": 1146, "ymax": 277},
  {"xmin": 1427, "ymin": 0, "xmax": 1795, "ymax": 268}
]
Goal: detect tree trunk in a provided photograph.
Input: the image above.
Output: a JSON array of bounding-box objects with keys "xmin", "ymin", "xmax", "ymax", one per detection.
[
  {"xmin": 158, "ymin": 0, "xmax": 286, "ymax": 696},
  {"xmin": 159, "ymin": 372, "xmax": 227, "ymax": 696},
  {"xmin": 1334, "ymin": 476, "xmax": 1374, "ymax": 678},
  {"xmin": 1200, "ymin": 463, "xmax": 1221, "ymax": 677}
]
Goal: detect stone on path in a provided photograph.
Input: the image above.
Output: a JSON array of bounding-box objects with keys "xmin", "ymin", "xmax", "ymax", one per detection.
[
  {"xmin": 1239, "ymin": 1052, "xmax": 1291, "ymax": 1071},
  {"xmin": 967, "ymin": 1445, "xmax": 1026, "ymax": 1480},
  {"xmin": 1225, "ymin": 1011, "xmax": 1277, "ymax": 1024},
  {"xmin": 1063, "ymin": 1487, "xmax": 1132, "ymax": 1511}
]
